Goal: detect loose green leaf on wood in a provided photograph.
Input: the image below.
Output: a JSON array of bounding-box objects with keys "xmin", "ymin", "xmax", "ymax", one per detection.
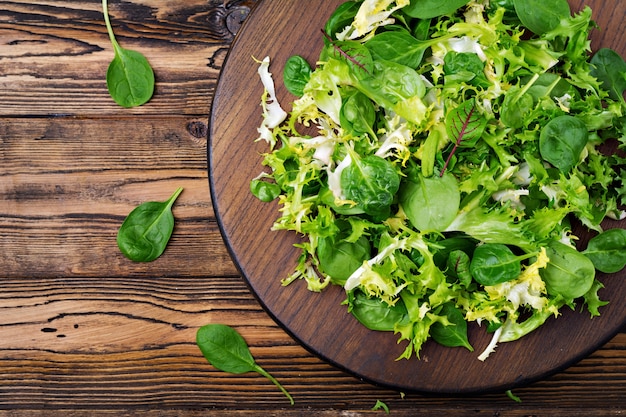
[
  {"xmin": 117, "ymin": 187, "xmax": 183, "ymax": 262},
  {"xmin": 196, "ymin": 324, "xmax": 294, "ymax": 405},
  {"xmin": 102, "ymin": 0, "xmax": 155, "ymax": 107}
]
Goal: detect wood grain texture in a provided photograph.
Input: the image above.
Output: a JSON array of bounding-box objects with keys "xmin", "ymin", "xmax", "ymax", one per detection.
[{"xmin": 0, "ymin": 0, "xmax": 624, "ymax": 415}]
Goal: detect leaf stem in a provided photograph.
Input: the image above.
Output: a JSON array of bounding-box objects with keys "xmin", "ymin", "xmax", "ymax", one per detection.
[
  {"xmin": 166, "ymin": 187, "xmax": 184, "ymax": 210},
  {"xmin": 253, "ymin": 364, "xmax": 294, "ymax": 405},
  {"xmin": 102, "ymin": 0, "xmax": 121, "ymax": 53}
]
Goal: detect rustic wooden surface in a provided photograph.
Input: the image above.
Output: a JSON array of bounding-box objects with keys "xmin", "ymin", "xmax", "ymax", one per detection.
[{"xmin": 0, "ymin": 0, "xmax": 624, "ymax": 415}]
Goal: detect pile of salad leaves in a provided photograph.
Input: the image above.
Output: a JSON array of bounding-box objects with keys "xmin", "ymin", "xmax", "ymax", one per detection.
[{"xmin": 250, "ymin": 0, "xmax": 626, "ymax": 361}]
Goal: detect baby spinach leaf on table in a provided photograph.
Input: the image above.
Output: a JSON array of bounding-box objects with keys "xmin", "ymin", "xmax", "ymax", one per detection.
[
  {"xmin": 117, "ymin": 187, "xmax": 183, "ymax": 262},
  {"xmin": 539, "ymin": 115, "xmax": 588, "ymax": 173},
  {"xmin": 404, "ymin": 0, "xmax": 470, "ymax": 19},
  {"xmin": 283, "ymin": 55, "xmax": 312, "ymax": 97},
  {"xmin": 196, "ymin": 324, "xmax": 294, "ymax": 405},
  {"xmin": 590, "ymin": 48, "xmax": 626, "ymax": 105},
  {"xmin": 250, "ymin": 179, "xmax": 281, "ymax": 202},
  {"xmin": 541, "ymin": 240, "xmax": 595, "ymax": 300},
  {"xmin": 583, "ymin": 228, "xmax": 626, "ymax": 273},
  {"xmin": 399, "ymin": 172, "xmax": 460, "ymax": 233},
  {"xmin": 430, "ymin": 302, "xmax": 474, "ymax": 351},
  {"xmin": 102, "ymin": 0, "xmax": 154, "ymax": 108},
  {"xmin": 513, "ymin": 0, "xmax": 571, "ymax": 35}
]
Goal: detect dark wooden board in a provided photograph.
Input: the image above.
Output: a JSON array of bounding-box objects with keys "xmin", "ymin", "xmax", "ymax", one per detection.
[{"xmin": 209, "ymin": 0, "xmax": 626, "ymax": 394}]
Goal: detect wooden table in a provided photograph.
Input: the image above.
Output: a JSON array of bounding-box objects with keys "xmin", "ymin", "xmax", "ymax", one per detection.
[{"xmin": 0, "ymin": 1, "xmax": 624, "ymax": 415}]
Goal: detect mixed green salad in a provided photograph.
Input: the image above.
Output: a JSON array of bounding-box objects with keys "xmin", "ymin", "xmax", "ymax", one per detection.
[{"xmin": 250, "ymin": 0, "xmax": 626, "ymax": 361}]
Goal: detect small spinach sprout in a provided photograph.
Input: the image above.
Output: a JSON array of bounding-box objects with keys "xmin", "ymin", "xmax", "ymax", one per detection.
[
  {"xmin": 102, "ymin": 0, "xmax": 155, "ymax": 107},
  {"xmin": 196, "ymin": 324, "xmax": 294, "ymax": 405},
  {"xmin": 506, "ymin": 389, "xmax": 522, "ymax": 403},
  {"xmin": 117, "ymin": 187, "xmax": 183, "ymax": 262},
  {"xmin": 372, "ymin": 399, "xmax": 390, "ymax": 413}
]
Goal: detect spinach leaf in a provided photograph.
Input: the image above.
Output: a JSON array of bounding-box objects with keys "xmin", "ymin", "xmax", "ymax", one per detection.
[
  {"xmin": 399, "ymin": 172, "xmax": 460, "ymax": 232},
  {"xmin": 430, "ymin": 302, "xmax": 474, "ymax": 351},
  {"xmin": 318, "ymin": 233, "xmax": 371, "ymax": 285},
  {"xmin": 365, "ymin": 29, "xmax": 441, "ymax": 69},
  {"xmin": 541, "ymin": 241, "xmax": 595, "ymax": 299},
  {"xmin": 443, "ymin": 51, "xmax": 490, "ymax": 88},
  {"xmin": 358, "ymin": 59, "xmax": 426, "ymax": 104},
  {"xmin": 349, "ymin": 291, "xmax": 408, "ymax": 331},
  {"xmin": 341, "ymin": 153, "xmax": 400, "ymax": 218},
  {"xmin": 196, "ymin": 324, "xmax": 294, "ymax": 405},
  {"xmin": 117, "ymin": 187, "xmax": 183, "ymax": 262},
  {"xmin": 539, "ymin": 115, "xmax": 588, "ymax": 173},
  {"xmin": 404, "ymin": 0, "xmax": 470, "ymax": 19},
  {"xmin": 470, "ymin": 243, "xmax": 521, "ymax": 286},
  {"xmin": 102, "ymin": 0, "xmax": 154, "ymax": 108},
  {"xmin": 340, "ymin": 91, "xmax": 377, "ymax": 138},
  {"xmin": 283, "ymin": 55, "xmax": 312, "ymax": 97},
  {"xmin": 513, "ymin": 0, "xmax": 571, "ymax": 35},
  {"xmin": 500, "ymin": 88, "xmax": 534, "ymax": 129},
  {"xmin": 250, "ymin": 179, "xmax": 281, "ymax": 202},
  {"xmin": 590, "ymin": 48, "xmax": 626, "ymax": 105},
  {"xmin": 324, "ymin": 0, "xmax": 360, "ymax": 39},
  {"xmin": 583, "ymin": 229, "xmax": 626, "ymax": 273}
]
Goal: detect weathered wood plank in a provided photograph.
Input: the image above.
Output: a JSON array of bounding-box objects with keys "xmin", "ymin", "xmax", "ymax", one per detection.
[
  {"xmin": 0, "ymin": 116, "xmax": 240, "ymax": 277},
  {"xmin": 0, "ymin": 281, "xmax": 624, "ymax": 411},
  {"xmin": 0, "ymin": 0, "xmax": 257, "ymax": 116}
]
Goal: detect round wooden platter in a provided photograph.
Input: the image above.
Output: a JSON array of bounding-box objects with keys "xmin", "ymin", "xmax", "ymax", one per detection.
[{"xmin": 209, "ymin": 0, "xmax": 626, "ymax": 394}]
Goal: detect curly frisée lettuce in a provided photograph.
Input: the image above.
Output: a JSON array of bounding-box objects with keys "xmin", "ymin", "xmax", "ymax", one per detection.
[{"xmin": 250, "ymin": 0, "xmax": 626, "ymax": 361}]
